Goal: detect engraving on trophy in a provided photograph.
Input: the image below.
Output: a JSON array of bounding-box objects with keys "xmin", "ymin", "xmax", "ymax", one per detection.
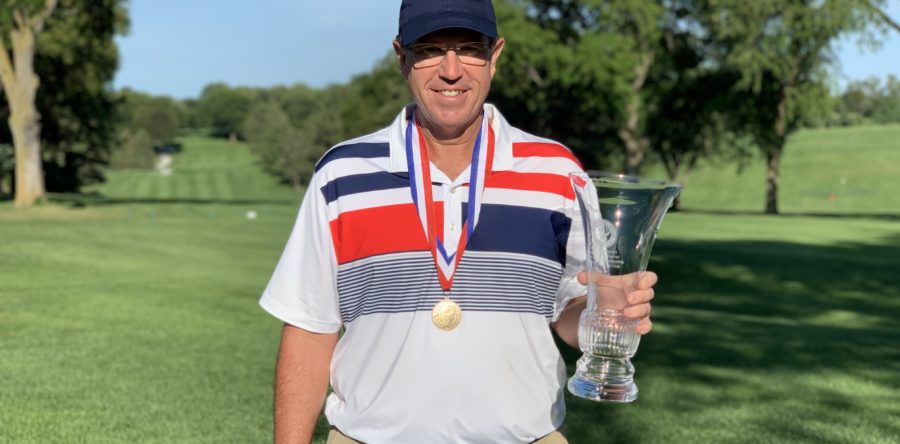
[
  {"xmin": 600, "ymin": 220, "xmax": 618, "ymax": 247},
  {"xmin": 599, "ymin": 219, "xmax": 624, "ymax": 271}
]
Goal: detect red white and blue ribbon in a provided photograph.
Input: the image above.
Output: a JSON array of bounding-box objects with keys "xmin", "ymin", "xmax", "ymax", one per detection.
[{"xmin": 405, "ymin": 109, "xmax": 493, "ymax": 291}]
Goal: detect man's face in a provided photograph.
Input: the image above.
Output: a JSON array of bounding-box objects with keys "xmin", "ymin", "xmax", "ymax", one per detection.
[{"xmin": 394, "ymin": 28, "xmax": 505, "ymax": 136}]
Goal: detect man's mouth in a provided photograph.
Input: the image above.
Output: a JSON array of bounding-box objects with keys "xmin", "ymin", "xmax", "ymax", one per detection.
[{"xmin": 438, "ymin": 90, "xmax": 464, "ymax": 97}]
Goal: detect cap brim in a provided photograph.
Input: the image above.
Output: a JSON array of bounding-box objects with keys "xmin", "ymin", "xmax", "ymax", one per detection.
[{"xmin": 400, "ymin": 11, "xmax": 498, "ymax": 47}]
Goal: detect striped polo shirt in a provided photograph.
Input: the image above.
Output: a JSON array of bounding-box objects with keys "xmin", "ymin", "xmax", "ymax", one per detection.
[{"xmin": 260, "ymin": 103, "xmax": 587, "ymax": 444}]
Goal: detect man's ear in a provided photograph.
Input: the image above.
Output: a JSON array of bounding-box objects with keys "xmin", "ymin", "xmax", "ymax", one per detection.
[
  {"xmin": 489, "ymin": 37, "xmax": 506, "ymax": 78},
  {"xmin": 393, "ymin": 39, "xmax": 411, "ymax": 79}
]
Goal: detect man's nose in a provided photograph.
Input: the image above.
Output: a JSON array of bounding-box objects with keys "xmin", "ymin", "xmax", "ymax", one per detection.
[{"xmin": 438, "ymin": 50, "xmax": 464, "ymax": 81}]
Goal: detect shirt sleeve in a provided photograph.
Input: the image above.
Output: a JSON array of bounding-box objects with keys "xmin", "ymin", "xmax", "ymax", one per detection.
[{"xmin": 259, "ymin": 174, "xmax": 342, "ymax": 333}]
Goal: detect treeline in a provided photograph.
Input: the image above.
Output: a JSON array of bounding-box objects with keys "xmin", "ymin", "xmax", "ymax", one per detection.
[
  {"xmin": 832, "ymin": 75, "xmax": 900, "ymax": 126},
  {"xmin": 118, "ymin": 65, "xmax": 900, "ymax": 189},
  {"xmin": 113, "ymin": 55, "xmax": 412, "ymax": 189},
  {"xmin": 3, "ymin": 0, "xmax": 899, "ymax": 213}
]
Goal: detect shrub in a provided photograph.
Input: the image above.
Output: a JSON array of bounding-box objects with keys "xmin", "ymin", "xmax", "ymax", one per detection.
[{"xmin": 110, "ymin": 129, "xmax": 156, "ymax": 169}]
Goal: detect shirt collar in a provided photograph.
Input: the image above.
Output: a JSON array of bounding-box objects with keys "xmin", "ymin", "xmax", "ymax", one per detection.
[{"xmin": 388, "ymin": 103, "xmax": 514, "ymax": 173}]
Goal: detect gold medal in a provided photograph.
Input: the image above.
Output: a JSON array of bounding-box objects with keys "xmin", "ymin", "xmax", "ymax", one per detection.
[{"xmin": 431, "ymin": 297, "xmax": 462, "ymax": 330}]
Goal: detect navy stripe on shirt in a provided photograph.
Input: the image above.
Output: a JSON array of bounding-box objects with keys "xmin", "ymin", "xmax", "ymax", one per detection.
[
  {"xmin": 315, "ymin": 142, "xmax": 390, "ymax": 172},
  {"xmin": 319, "ymin": 172, "xmax": 409, "ymax": 204}
]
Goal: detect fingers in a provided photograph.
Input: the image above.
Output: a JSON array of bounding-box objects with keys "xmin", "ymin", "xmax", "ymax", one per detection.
[
  {"xmin": 577, "ymin": 271, "xmax": 658, "ymax": 291},
  {"xmin": 627, "ymin": 288, "xmax": 654, "ymax": 306},
  {"xmin": 623, "ymin": 302, "xmax": 651, "ymax": 320},
  {"xmin": 635, "ymin": 317, "xmax": 653, "ymax": 335},
  {"xmin": 624, "ymin": 271, "xmax": 657, "ymax": 290},
  {"xmin": 624, "ymin": 287, "xmax": 653, "ymax": 321},
  {"xmin": 576, "ymin": 270, "xmax": 656, "ymax": 335},
  {"xmin": 576, "ymin": 271, "xmax": 588, "ymax": 285}
]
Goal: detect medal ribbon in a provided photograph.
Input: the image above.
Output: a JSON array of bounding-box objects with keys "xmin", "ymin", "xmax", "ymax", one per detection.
[{"xmin": 406, "ymin": 109, "xmax": 494, "ymax": 291}]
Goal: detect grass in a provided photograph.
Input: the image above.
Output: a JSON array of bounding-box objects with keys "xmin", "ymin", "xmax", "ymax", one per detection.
[
  {"xmin": 675, "ymin": 123, "xmax": 900, "ymax": 214},
  {"xmin": 2, "ymin": 128, "xmax": 899, "ymax": 443},
  {"xmin": 563, "ymin": 213, "xmax": 900, "ymax": 443},
  {"xmin": 1, "ymin": 137, "xmax": 301, "ymax": 443}
]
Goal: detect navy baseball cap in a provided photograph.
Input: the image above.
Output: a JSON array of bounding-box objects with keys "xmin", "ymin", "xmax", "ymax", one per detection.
[{"xmin": 398, "ymin": 0, "xmax": 498, "ymax": 47}]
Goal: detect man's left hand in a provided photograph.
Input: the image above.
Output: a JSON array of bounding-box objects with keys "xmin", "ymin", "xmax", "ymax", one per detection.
[{"xmin": 577, "ymin": 271, "xmax": 657, "ymax": 335}]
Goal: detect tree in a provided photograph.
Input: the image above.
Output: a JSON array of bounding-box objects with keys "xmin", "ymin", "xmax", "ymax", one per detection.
[
  {"xmin": 840, "ymin": 75, "xmax": 900, "ymax": 125},
  {"xmin": 243, "ymin": 101, "xmax": 311, "ymax": 189},
  {"xmin": 0, "ymin": 0, "xmax": 58, "ymax": 206},
  {"xmin": 1, "ymin": 0, "xmax": 127, "ymax": 197},
  {"xmin": 119, "ymin": 90, "xmax": 180, "ymax": 146},
  {"xmin": 37, "ymin": 0, "xmax": 126, "ymax": 192},
  {"xmin": 493, "ymin": 0, "xmax": 669, "ymax": 174},
  {"xmin": 194, "ymin": 83, "xmax": 259, "ymax": 140},
  {"xmin": 872, "ymin": 74, "xmax": 900, "ymax": 123},
  {"xmin": 239, "ymin": 54, "xmax": 412, "ymax": 188},
  {"xmin": 340, "ymin": 54, "xmax": 412, "ymax": 139},
  {"xmin": 492, "ymin": 0, "xmax": 625, "ymax": 170},
  {"xmin": 646, "ymin": 60, "xmax": 747, "ymax": 209},
  {"xmin": 109, "ymin": 129, "xmax": 154, "ymax": 170},
  {"xmin": 698, "ymin": 0, "xmax": 891, "ymax": 214},
  {"xmin": 269, "ymin": 83, "xmax": 319, "ymax": 129}
]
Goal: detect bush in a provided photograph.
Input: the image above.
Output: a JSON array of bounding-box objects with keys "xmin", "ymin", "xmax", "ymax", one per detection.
[{"xmin": 110, "ymin": 129, "xmax": 156, "ymax": 169}]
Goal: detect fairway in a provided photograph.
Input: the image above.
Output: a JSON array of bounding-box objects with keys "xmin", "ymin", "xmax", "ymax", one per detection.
[{"xmin": 1, "ymin": 129, "xmax": 899, "ymax": 443}]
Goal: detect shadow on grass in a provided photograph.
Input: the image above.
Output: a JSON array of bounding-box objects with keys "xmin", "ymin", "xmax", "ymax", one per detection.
[
  {"xmin": 47, "ymin": 192, "xmax": 295, "ymax": 207},
  {"xmin": 562, "ymin": 233, "xmax": 900, "ymax": 442}
]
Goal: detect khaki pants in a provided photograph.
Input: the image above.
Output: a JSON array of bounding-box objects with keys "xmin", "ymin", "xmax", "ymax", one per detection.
[{"xmin": 327, "ymin": 428, "xmax": 568, "ymax": 444}]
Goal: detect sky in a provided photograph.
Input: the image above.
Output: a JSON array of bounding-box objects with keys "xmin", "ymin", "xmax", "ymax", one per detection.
[{"xmin": 113, "ymin": 0, "xmax": 900, "ymax": 99}]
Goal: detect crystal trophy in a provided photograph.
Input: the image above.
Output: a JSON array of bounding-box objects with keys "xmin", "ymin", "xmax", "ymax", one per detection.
[{"xmin": 567, "ymin": 171, "xmax": 681, "ymax": 402}]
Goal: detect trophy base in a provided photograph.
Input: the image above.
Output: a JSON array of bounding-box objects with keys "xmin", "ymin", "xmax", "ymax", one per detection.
[{"xmin": 567, "ymin": 356, "xmax": 638, "ymax": 402}]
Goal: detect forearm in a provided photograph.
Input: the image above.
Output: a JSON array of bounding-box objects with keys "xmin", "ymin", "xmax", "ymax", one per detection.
[
  {"xmin": 552, "ymin": 296, "xmax": 586, "ymax": 349},
  {"xmin": 274, "ymin": 324, "xmax": 338, "ymax": 444}
]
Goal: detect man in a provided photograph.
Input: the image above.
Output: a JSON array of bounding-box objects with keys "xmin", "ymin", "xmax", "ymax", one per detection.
[{"xmin": 259, "ymin": 1, "xmax": 656, "ymax": 442}]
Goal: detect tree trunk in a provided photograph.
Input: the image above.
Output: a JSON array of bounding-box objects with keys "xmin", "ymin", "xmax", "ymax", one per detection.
[
  {"xmin": 618, "ymin": 51, "xmax": 654, "ymax": 176},
  {"xmin": 670, "ymin": 181, "xmax": 684, "ymax": 212},
  {"xmin": 766, "ymin": 82, "xmax": 792, "ymax": 215},
  {"xmin": 8, "ymin": 30, "xmax": 45, "ymax": 207},
  {"xmin": 670, "ymin": 167, "xmax": 692, "ymax": 212},
  {"xmin": 618, "ymin": 118, "xmax": 649, "ymax": 176},
  {"xmin": 765, "ymin": 147, "xmax": 781, "ymax": 214},
  {"xmin": 1, "ymin": 4, "xmax": 58, "ymax": 207}
]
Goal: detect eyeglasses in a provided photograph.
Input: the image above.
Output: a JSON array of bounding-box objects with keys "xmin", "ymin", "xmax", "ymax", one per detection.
[{"xmin": 407, "ymin": 42, "xmax": 493, "ymax": 68}]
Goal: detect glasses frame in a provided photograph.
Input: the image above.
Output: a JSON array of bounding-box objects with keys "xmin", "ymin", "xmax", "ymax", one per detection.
[{"xmin": 406, "ymin": 41, "xmax": 495, "ymax": 69}]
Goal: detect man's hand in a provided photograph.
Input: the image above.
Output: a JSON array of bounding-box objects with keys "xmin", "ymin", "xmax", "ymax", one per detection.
[
  {"xmin": 578, "ymin": 271, "xmax": 657, "ymax": 335},
  {"xmin": 554, "ymin": 271, "xmax": 658, "ymax": 348}
]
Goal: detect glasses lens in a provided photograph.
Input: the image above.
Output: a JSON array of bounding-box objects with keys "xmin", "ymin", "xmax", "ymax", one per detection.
[
  {"xmin": 456, "ymin": 43, "xmax": 490, "ymax": 66},
  {"xmin": 411, "ymin": 44, "xmax": 444, "ymax": 68},
  {"xmin": 410, "ymin": 42, "xmax": 491, "ymax": 68}
]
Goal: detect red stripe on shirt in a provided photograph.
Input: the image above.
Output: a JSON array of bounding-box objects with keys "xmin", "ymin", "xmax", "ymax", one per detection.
[
  {"xmin": 512, "ymin": 142, "xmax": 582, "ymax": 168},
  {"xmin": 486, "ymin": 172, "xmax": 575, "ymax": 199},
  {"xmin": 330, "ymin": 203, "xmax": 429, "ymax": 264}
]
